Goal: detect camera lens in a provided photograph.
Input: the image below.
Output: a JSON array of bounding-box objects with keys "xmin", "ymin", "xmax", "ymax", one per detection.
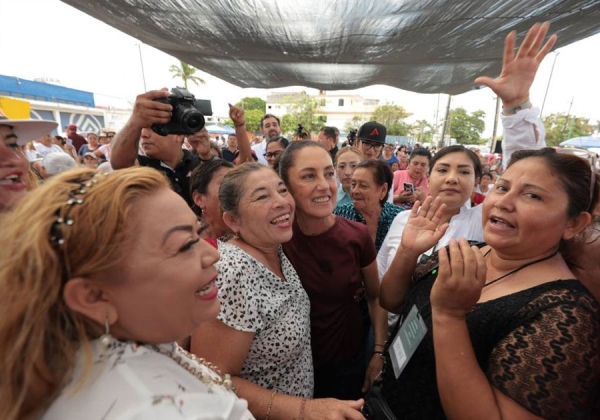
[{"xmin": 180, "ymin": 108, "xmax": 205, "ymax": 132}]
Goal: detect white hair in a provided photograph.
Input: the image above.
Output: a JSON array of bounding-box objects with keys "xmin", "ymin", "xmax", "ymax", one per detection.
[{"xmin": 41, "ymin": 152, "xmax": 77, "ymax": 176}]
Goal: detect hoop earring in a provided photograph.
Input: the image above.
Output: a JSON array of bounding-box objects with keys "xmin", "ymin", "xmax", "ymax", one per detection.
[{"xmin": 100, "ymin": 316, "xmax": 112, "ymax": 348}]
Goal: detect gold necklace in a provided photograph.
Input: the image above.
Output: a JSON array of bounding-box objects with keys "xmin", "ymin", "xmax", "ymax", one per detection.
[{"xmin": 151, "ymin": 344, "xmax": 236, "ymax": 393}]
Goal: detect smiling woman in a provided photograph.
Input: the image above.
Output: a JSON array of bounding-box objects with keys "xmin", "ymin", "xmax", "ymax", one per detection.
[
  {"xmin": 190, "ymin": 163, "xmax": 363, "ymax": 420},
  {"xmin": 379, "ymin": 147, "xmax": 600, "ymax": 419},
  {"xmin": 278, "ymin": 141, "xmax": 388, "ymax": 405},
  {"xmin": 0, "ymin": 167, "xmax": 253, "ymax": 419}
]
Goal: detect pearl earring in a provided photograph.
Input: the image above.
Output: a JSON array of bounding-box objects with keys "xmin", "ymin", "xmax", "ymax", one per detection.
[{"xmin": 100, "ymin": 317, "xmax": 112, "ymax": 348}]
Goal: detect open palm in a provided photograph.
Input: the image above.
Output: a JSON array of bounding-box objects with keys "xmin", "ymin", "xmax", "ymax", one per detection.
[
  {"xmin": 474, "ymin": 22, "xmax": 557, "ymax": 107},
  {"xmin": 401, "ymin": 196, "xmax": 449, "ymax": 255}
]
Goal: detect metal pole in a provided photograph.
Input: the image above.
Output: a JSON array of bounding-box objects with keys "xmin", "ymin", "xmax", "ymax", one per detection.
[
  {"xmin": 137, "ymin": 44, "xmax": 148, "ymax": 92},
  {"xmin": 540, "ymin": 51, "xmax": 559, "ymax": 117},
  {"xmin": 490, "ymin": 96, "xmax": 501, "ymax": 154},
  {"xmin": 439, "ymin": 94, "xmax": 452, "ymax": 148}
]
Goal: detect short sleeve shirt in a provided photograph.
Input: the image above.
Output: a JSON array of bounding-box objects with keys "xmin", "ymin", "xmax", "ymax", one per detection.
[
  {"xmin": 283, "ymin": 216, "xmax": 377, "ymax": 366},
  {"xmin": 216, "ymin": 242, "xmax": 314, "ymax": 398},
  {"xmin": 138, "ymin": 149, "xmax": 199, "ymax": 207}
]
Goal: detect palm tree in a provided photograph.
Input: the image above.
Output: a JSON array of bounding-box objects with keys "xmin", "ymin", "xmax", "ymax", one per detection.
[{"xmin": 169, "ymin": 61, "xmax": 205, "ymax": 89}]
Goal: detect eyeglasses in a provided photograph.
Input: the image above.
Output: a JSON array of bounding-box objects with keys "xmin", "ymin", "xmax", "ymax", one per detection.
[
  {"xmin": 264, "ymin": 151, "xmax": 283, "ymax": 159},
  {"xmin": 359, "ymin": 140, "xmax": 383, "ymax": 150}
]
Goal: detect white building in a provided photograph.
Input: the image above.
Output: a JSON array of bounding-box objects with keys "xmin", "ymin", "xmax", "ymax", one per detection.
[{"xmin": 266, "ymin": 91, "xmax": 379, "ymax": 131}]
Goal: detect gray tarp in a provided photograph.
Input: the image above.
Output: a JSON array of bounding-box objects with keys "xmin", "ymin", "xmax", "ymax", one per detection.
[{"xmin": 61, "ymin": 0, "xmax": 600, "ymax": 94}]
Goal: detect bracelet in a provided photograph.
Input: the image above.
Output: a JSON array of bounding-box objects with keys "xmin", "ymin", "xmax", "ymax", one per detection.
[
  {"xmin": 374, "ymin": 343, "xmax": 385, "ymax": 348},
  {"xmin": 265, "ymin": 390, "xmax": 277, "ymax": 420},
  {"xmin": 502, "ymin": 99, "xmax": 531, "ymax": 116},
  {"xmin": 299, "ymin": 398, "xmax": 307, "ymax": 420},
  {"xmin": 234, "ymin": 122, "xmax": 246, "ymax": 128},
  {"xmin": 373, "ymin": 351, "xmax": 384, "ymax": 357}
]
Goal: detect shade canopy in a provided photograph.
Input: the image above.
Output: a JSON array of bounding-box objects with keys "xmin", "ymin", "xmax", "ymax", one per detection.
[
  {"xmin": 560, "ymin": 137, "xmax": 600, "ymax": 148},
  {"xmin": 205, "ymin": 124, "xmax": 235, "ymax": 135},
  {"xmin": 61, "ymin": 0, "xmax": 600, "ymax": 94}
]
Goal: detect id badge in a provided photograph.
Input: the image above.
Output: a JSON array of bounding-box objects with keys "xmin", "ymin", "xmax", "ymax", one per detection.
[{"xmin": 389, "ymin": 304, "xmax": 428, "ymax": 378}]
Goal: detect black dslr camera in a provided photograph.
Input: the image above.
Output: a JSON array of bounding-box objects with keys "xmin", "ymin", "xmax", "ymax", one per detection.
[{"xmin": 151, "ymin": 87, "xmax": 206, "ymax": 136}]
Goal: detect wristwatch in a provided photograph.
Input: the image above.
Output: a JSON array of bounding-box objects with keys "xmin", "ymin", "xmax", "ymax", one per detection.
[{"xmin": 502, "ymin": 99, "xmax": 531, "ymax": 116}]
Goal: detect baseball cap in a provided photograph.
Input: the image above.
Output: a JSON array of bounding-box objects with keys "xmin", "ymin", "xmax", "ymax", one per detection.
[
  {"xmin": 67, "ymin": 124, "xmax": 78, "ymax": 130},
  {"xmin": 0, "ymin": 110, "xmax": 58, "ymax": 146},
  {"xmin": 357, "ymin": 122, "xmax": 386, "ymax": 144},
  {"xmin": 83, "ymin": 152, "xmax": 97, "ymax": 159}
]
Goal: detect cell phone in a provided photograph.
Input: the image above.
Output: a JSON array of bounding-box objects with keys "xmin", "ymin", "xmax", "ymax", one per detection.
[{"xmin": 403, "ymin": 182, "xmax": 415, "ymax": 194}]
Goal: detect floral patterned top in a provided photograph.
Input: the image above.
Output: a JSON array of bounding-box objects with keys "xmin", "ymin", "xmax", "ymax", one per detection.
[
  {"xmin": 216, "ymin": 241, "xmax": 314, "ymax": 398},
  {"xmin": 334, "ymin": 201, "xmax": 405, "ymax": 251},
  {"xmin": 43, "ymin": 339, "xmax": 254, "ymax": 420}
]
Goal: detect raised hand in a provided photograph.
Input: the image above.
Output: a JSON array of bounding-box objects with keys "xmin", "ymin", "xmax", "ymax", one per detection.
[
  {"xmin": 228, "ymin": 103, "xmax": 245, "ymax": 127},
  {"xmin": 430, "ymin": 239, "xmax": 487, "ymax": 319},
  {"xmin": 474, "ymin": 22, "xmax": 557, "ymax": 108},
  {"xmin": 129, "ymin": 88, "xmax": 172, "ymax": 129},
  {"xmin": 400, "ymin": 196, "xmax": 449, "ymax": 255}
]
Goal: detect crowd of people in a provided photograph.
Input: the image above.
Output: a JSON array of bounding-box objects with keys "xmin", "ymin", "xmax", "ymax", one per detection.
[{"xmin": 0, "ymin": 22, "xmax": 599, "ymax": 420}]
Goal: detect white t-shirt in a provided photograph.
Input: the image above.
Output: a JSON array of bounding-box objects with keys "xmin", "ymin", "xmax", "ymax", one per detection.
[
  {"xmin": 34, "ymin": 143, "xmax": 66, "ymax": 158},
  {"xmin": 43, "ymin": 340, "xmax": 254, "ymax": 420},
  {"xmin": 251, "ymin": 141, "xmax": 268, "ymax": 165}
]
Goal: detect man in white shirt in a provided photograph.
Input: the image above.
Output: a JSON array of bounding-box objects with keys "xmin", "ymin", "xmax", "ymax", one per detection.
[
  {"xmin": 34, "ymin": 134, "xmax": 66, "ymax": 158},
  {"xmin": 252, "ymin": 114, "xmax": 281, "ymax": 165}
]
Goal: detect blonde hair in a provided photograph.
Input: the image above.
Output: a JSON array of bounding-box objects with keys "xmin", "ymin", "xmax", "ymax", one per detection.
[
  {"xmin": 334, "ymin": 146, "xmax": 363, "ymax": 165},
  {"xmin": 0, "ymin": 167, "xmax": 169, "ymax": 420}
]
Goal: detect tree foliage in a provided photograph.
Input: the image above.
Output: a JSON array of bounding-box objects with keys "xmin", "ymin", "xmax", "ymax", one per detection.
[
  {"xmin": 543, "ymin": 113, "xmax": 595, "ymax": 146},
  {"xmin": 371, "ymin": 105, "xmax": 410, "ymax": 126},
  {"xmin": 345, "ymin": 115, "xmax": 367, "ymax": 133},
  {"xmin": 224, "ymin": 108, "xmax": 265, "ymax": 133},
  {"xmin": 409, "ymin": 120, "xmax": 436, "ymax": 144},
  {"xmin": 168, "ymin": 61, "xmax": 205, "ymax": 89},
  {"xmin": 448, "ymin": 107, "xmax": 486, "ymax": 145},
  {"xmin": 371, "ymin": 104, "xmax": 411, "ymax": 136},
  {"xmin": 235, "ymin": 97, "xmax": 266, "ymax": 112},
  {"xmin": 279, "ymin": 92, "xmax": 323, "ymax": 135}
]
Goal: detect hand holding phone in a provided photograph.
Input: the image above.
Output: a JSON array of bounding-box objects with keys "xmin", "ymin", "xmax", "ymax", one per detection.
[{"xmin": 403, "ymin": 182, "xmax": 415, "ymax": 194}]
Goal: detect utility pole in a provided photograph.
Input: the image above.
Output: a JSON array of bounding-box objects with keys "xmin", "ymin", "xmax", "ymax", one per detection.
[
  {"xmin": 561, "ymin": 97, "xmax": 574, "ymax": 139},
  {"xmin": 540, "ymin": 51, "xmax": 559, "ymax": 117},
  {"xmin": 490, "ymin": 96, "xmax": 501, "ymax": 154},
  {"xmin": 439, "ymin": 95, "xmax": 452, "ymax": 148},
  {"xmin": 136, "ymin": 44, "xmax": 148, "ymax": 92}
]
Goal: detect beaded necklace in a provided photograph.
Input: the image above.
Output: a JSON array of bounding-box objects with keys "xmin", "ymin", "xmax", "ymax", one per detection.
[{"xmin": 150, "ymin": 344, "xmax": 236, "ymax": 393}]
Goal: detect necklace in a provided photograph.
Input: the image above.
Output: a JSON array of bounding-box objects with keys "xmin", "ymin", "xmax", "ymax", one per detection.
[
  {"xmin": 151, "ymin": 344, "xmax": 236, "ymax": 393},
  {"xmin": 483, "ymin": 249, "xmax": 558, "ymax": 289}
]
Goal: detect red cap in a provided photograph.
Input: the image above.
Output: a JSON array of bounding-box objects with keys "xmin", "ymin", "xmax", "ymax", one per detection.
[{"xmin": 67, "ymin": 124, "xmax": 77, "ymax": 130}]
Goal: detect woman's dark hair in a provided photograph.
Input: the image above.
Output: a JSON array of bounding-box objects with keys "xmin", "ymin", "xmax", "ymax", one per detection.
[
  {"xmin": 278, "ymin": 140, "xmax": 329, "ymax": 185},
  {"xmin": 266, "ymin": 137, "xmax": 290, "ymax": 173},
  {"xmin": 189, "ymin": 159, "xmax": 234, "ymax": 215},
  {"xmin": 266, "ymin": 136, "xmax": 290, "ymax": 151},
  {"xmin": 356, "ymin": 159, "xmax": 393, "ymax": 206},
  {"xmin": 508, "ymin": 147, "xmax": 599, "ymax": 216},
  {"xmin": 409, "ymin": 147, "xmax": 432, "ymax": 163},
  {"xmin": 428, "ymin": 145, "xmax": 482, "ymax": 179},
  {"xmin": 220, "ymin": 162, "xmax": 271, "ymax": 216}
]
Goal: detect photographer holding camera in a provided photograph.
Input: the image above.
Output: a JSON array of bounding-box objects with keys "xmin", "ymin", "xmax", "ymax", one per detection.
[{"xmin": 111, "ymin": 88, "xmax": 252, "ymax": 207}]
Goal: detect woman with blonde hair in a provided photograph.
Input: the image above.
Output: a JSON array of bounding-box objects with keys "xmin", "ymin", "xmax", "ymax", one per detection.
[
  {"xmin": 334, "ymin": 146, "xmax": 363, "ymax": 209},
  {"xmin": 0, "ymin": 167, "xmax": 253, "ymax": 419}
]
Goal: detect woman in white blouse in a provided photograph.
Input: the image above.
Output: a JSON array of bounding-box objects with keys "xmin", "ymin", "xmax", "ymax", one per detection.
[
  {"xmin": 0, "ymin": 167, "xmax": 253, "ymax": 420},
  {"xmin": 191, "ymin": 163, "xmax": 365, "ymax": 420}
]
